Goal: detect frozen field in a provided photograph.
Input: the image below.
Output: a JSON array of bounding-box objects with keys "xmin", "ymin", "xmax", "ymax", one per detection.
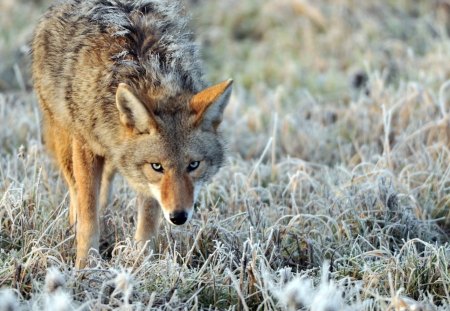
[{"xmin": 0, "ymin": 0, "xmax": 449, "ymax": 310}]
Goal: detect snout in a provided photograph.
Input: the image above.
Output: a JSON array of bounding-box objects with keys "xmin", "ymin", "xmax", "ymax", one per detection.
[
  {"xmin": 169, "ymin": 211, "xmax": 188, "ymax": 225},
  {"xmin": 152, "ymin": 172, "xmax": 196, "ymax": 226}
]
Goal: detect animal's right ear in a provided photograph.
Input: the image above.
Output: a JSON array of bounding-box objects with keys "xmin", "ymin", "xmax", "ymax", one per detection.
[{"xmin": 116, "ymin": 83, "xmax": 156, "ymax": 133}]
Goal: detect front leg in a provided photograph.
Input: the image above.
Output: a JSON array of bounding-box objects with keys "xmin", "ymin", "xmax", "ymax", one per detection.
[
  {"xmin": 72, "ymin": 137, "xmax": 104, "ymax": 268},
  {"xmin": 134, "ymin": 195, "xmax": 161, "ymax": 247}
]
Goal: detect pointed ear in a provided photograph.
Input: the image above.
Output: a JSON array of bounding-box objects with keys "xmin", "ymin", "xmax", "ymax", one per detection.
[
  {"xmin": 116, "ymin": 83, "xmax": 155, "ymax": 133},
  {"xmin": 190, "ymin": 79, "xmax": 233, "ymax": 129}
]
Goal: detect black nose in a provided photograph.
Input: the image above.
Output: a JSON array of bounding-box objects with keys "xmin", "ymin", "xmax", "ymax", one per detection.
[{"xmin": 169, "ymin": 211, "xmax": 188, "ymax": 225}]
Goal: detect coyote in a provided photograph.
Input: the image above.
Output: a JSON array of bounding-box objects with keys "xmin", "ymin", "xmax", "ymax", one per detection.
[{"xmin": 32, "ymin": 0, "xmax": 232, "ymax": 268}]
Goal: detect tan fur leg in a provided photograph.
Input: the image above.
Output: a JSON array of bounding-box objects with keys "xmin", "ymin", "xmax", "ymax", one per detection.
[
  {"xmin": 68, "ymin": 187, "xmax": 78, "ymax": 227},
  {"xmin": 43, "ymin": 118, "xmax": 78, "ymax": 227},
  {"xmin": 134, "ymin": 195, "xmax": 161, "ymax": 247},
  {"xmin": 99, "ymin": 161, "xmax": 115, "ymax": 211},
  {"xmin": 72, "ymin": 137, "xmax": 104, "ymax": 268}
]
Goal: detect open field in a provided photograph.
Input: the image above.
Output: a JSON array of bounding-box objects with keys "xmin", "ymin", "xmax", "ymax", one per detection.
[{"xmin": 1, "ymin": 0, "xmax": 450, "ymax": 310}]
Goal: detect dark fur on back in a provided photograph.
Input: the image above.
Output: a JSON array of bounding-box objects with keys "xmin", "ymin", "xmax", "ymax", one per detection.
[
  {"xmin": 32, "ymin": 0, "xmax": 206, "ymax": 159},
  {"xmin": 34, "ymin": 0, "xmax": 204, "ymax": 103}
]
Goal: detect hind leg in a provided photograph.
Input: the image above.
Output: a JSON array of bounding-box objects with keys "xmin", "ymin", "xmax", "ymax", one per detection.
[
  {"xmin": 98, "ymin": 161, "xmax": 116, "ymax": 256},
  {"xmin": 99, "ymin": 161, "xmax": 115, "ymax": 211}
]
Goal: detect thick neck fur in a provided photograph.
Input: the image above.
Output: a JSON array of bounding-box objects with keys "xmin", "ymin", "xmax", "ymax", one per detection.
[{"xmin": 75, "ymin": 0, "xmax": 205, "ymax": 97}]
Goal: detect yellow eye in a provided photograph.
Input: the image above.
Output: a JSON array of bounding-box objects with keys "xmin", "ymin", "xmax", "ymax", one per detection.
[
  {"xmin": 187, "ymin": 161, "xmax": 200, "ymax": 172},
  {"xmin": 151, "ymin": 163, "xmax": 164, "ymax": 173}
]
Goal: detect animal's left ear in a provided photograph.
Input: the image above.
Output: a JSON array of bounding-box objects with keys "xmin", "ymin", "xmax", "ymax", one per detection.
[{"xmin": 190, "ymin": 79, "xmax": 233, "ymax": 130}]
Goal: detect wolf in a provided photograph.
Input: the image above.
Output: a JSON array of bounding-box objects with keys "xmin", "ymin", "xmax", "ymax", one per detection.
[{"xmin": 32, "ymin": 0, "xmax": 232, "ymax": 268}]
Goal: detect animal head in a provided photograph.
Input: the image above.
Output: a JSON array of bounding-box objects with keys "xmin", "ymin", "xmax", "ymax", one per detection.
[{"xmin": 113, "ymin": 80, "xmax": 233, "ymax": 225}]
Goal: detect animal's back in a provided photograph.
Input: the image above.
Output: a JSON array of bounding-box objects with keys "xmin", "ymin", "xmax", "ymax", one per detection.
[{"xmin": 33, "ymin": 0, "xmax": 204, "ymax": 155}]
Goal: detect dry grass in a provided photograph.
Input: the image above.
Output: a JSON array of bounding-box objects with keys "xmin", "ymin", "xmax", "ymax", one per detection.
[{"xmin": 1, "ymin": 0, "xmax": 450, "ymax": 310}]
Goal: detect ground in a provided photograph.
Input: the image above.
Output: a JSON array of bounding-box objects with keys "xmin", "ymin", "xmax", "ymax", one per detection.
[{"xmin": 0, "ymin": 0, "xmax": 449, "ymax": 310}]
